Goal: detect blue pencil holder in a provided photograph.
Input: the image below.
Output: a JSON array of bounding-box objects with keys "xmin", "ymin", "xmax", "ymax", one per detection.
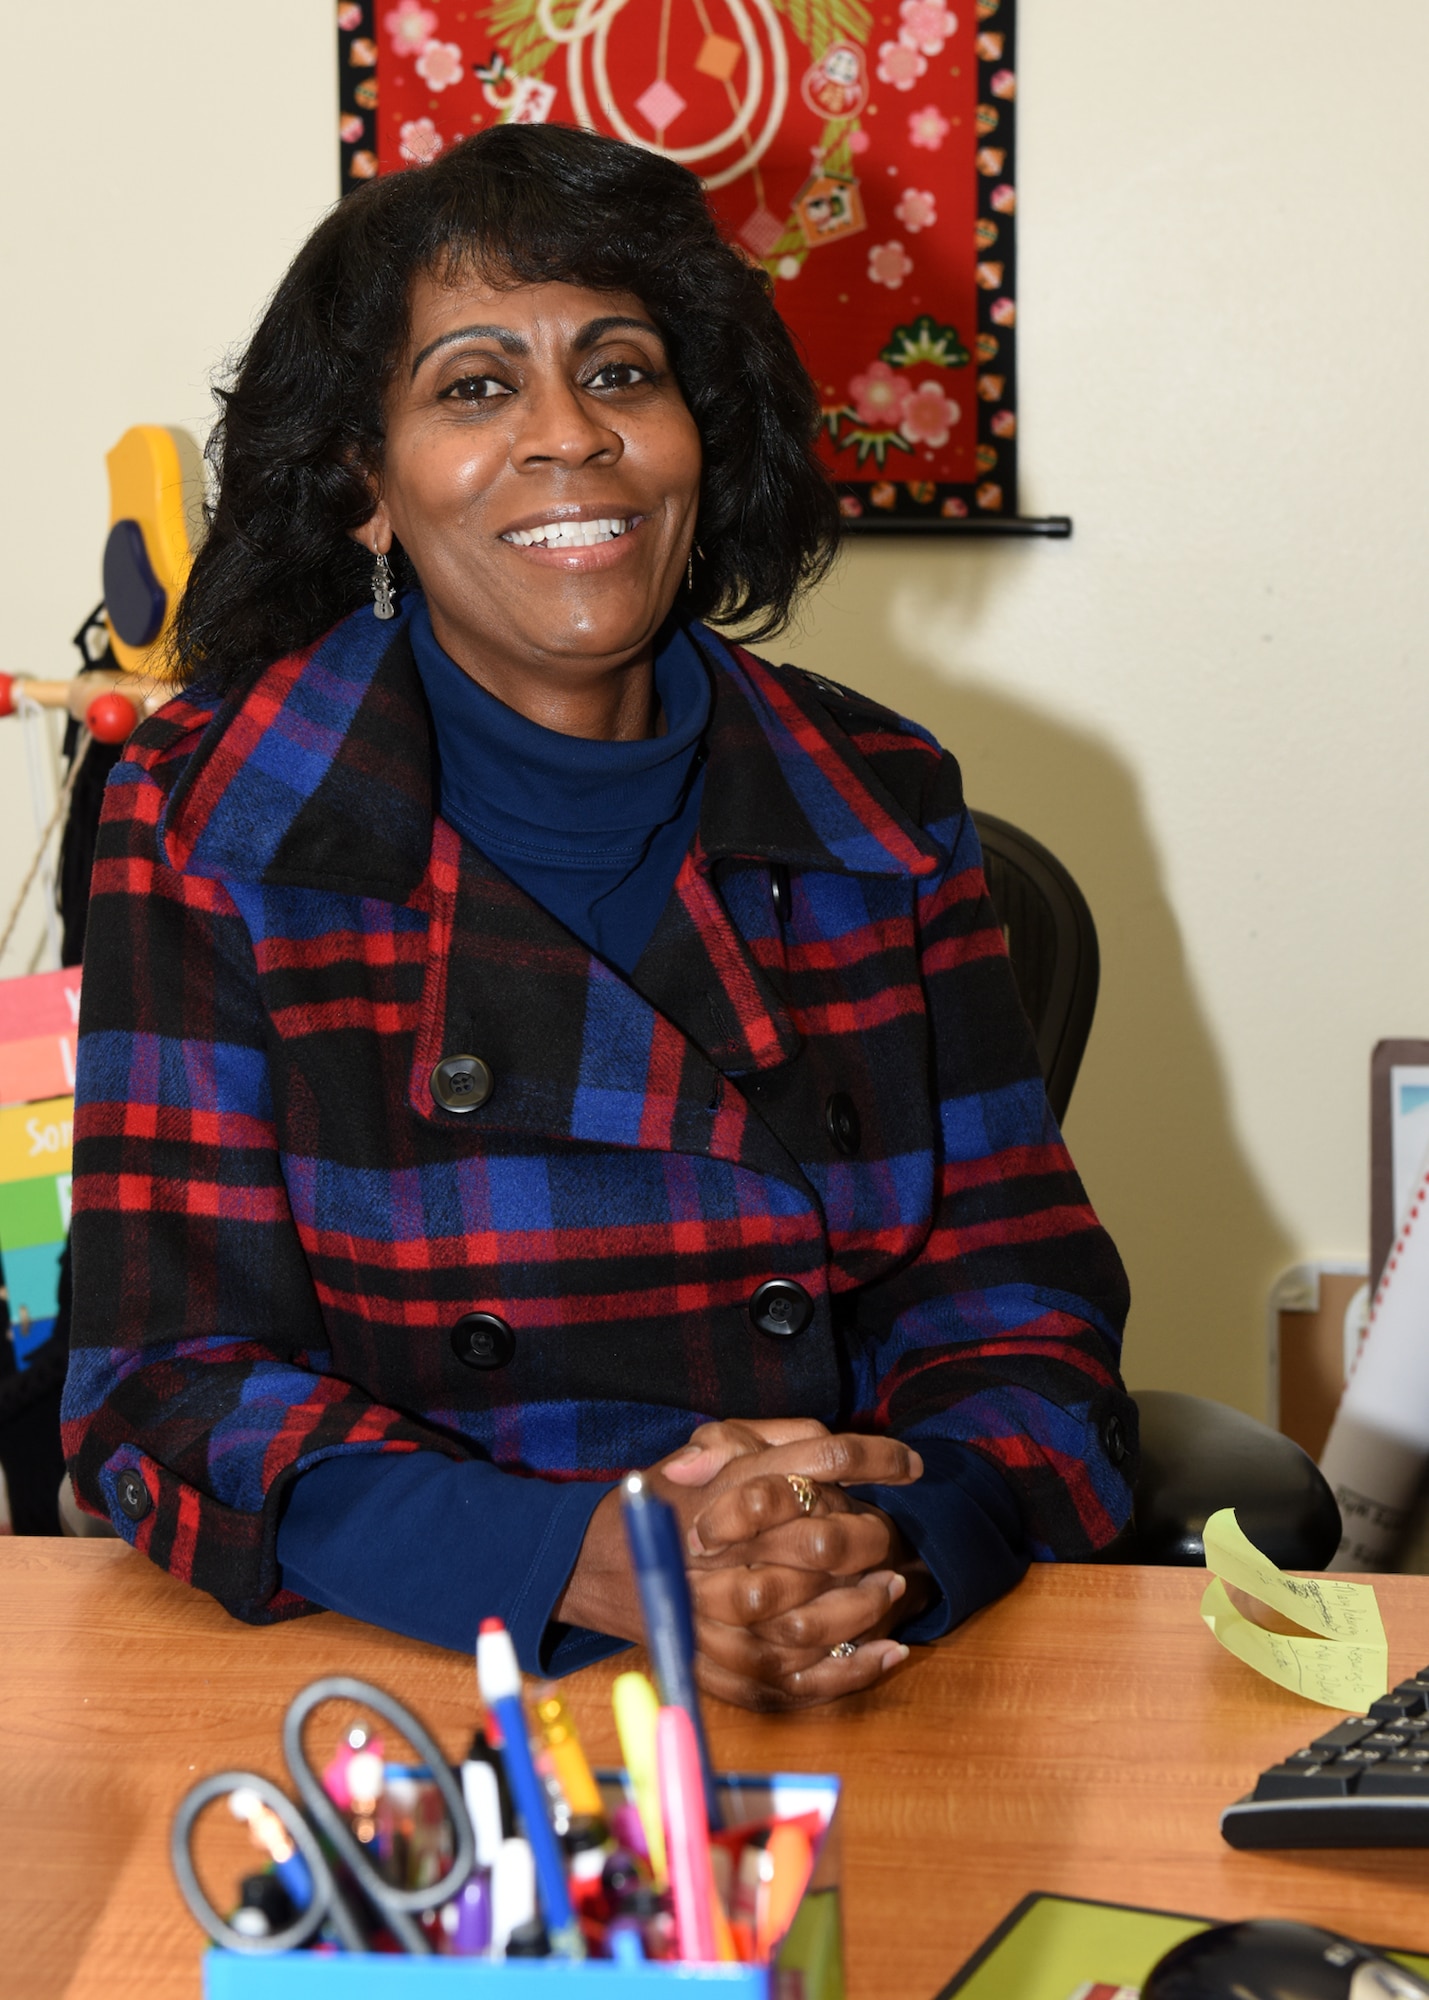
[{"xmin": 202, "ymin": 1771, "xmax": 843, "ymax": 2000}]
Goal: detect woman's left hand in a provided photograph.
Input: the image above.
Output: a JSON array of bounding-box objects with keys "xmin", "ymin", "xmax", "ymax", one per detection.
[{"xmin": 661, "ymin": 1417, "xmax": 938, "ymax": 1706}]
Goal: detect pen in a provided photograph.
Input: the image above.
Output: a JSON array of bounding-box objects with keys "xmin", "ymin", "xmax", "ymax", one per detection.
[
  {"xmin": 620, "ymin": 1472, "xmax": 721, "ymax": 1826},
  {"xmin": 229, "ymin": 1787, "xmax": 314, "ymax": 1913},
  {"xmin": 475, "ymin": 1618, "xmax": 584, "ymax": 1959},
  {"xmin": 656, "ymin": 1704, "xmax": 719, "ymax": 1962}
]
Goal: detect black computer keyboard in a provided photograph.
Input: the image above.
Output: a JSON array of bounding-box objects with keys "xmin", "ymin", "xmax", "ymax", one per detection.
[{"xmin": 1223, "ymin": 1668, "xmax": 1429, "ymax": 1847}]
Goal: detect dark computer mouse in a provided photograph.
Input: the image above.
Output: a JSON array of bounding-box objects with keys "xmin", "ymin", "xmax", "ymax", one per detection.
[{"xmin": 1142, "ymin": 1920, "xmax": 1429, "ymax": 1999}]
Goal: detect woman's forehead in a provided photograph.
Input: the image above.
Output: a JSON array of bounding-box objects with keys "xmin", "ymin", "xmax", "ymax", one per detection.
[{"xmin": 404, "ymin": 266, "xmax": 656, "ymax": 349}]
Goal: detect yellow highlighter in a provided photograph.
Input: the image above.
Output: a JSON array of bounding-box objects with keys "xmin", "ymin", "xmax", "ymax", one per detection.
[{"xmin": 612, "ymin": 1671, "xmax": 668, "ymax": 1888}]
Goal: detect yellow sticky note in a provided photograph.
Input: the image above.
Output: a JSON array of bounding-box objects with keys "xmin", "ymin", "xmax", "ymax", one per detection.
[{"xmin": 1199, "ymin": 1508, "xmax": 1388, "ymax": 1710}]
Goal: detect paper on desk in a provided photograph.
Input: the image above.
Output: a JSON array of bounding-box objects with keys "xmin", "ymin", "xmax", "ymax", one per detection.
[{"xmin": 1199, "ymin": 1507, "xmax": 1388, "ymax": 1709}]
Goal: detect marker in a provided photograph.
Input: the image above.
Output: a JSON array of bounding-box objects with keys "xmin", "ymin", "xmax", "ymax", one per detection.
[
  {"xmin": 444, "ymin": 1871, "xmax": 491, "ymax": 1956},
  {"xmin": 620, "ymin": 1473, "xmax": 721, "ymax": 1826},
  {"xmin": 612, "ymin": 1671, "xmax": 668, "ymax": 1887},
  {"xmin": 460, "ymin": 1734, "xmax": 510, "ymax": 1872},
  {"xmin": 756, "ymin": 1822, "xmax": 815, "ymax": 1959},
  {"xmin": 656, "ymin": 1705, "xmax": 719, "ymax": 1962},
  {"xmin": 534, "ymin": 1690, "xmax": 607, "ymax": 1825},
  {"xmin": 476, "ymin": 1619, "xmax": 584, "ymax": 1959},
  {"xmin": 490, "ymin": 1836, "xmax": 536, "ymax": 1957}
]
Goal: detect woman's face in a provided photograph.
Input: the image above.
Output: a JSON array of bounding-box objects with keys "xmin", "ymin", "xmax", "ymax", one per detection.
[{"xmin": 365, "ymin": 266, "xmax": 703, "ymax": 724}]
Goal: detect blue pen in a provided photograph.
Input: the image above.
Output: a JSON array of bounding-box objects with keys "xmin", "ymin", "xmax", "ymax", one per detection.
[
  {"xmin": 620, "ymin": 1471, "xmax": 722, "ymax": 1826},
  {"xmin": 475, "ymin": 1619, "xmax": 585, "ymax": 1960}
]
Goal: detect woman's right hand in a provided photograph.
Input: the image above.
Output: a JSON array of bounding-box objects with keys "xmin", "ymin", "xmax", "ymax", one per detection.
[{"xmin": 553, "ymin": 1419, "xmax": 927, "ymax": 1709}]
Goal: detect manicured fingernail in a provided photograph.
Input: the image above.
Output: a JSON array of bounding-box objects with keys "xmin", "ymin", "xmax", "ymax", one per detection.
[
  {"xmin": 669, "ymin": 1443, "xmax": 702, "ymax": 1461},
  {"xmin": 886, "ymin": 1572, "xmax": 907, "ymax": 1602},
  {"xmin": 880, "ymin": 1642, "xmax": 910, "ymax": 1672},
  {"xmin": 686, "ymin": 1525, "xmax": 710, "ymax": 1557}
]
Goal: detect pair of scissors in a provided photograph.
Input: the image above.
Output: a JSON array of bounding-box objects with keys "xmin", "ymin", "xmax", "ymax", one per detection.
[{"xmin": 171, "ymin": 1674, "xmax": 476, "ymax": 1956}]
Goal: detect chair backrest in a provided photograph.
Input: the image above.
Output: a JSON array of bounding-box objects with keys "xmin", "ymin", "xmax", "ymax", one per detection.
[{"xmin": 972, "ymin": 811, "xmax": 1099, "ymax": 1125}]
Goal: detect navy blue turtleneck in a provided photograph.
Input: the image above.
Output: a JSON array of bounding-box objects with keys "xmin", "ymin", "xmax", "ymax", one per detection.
[{"xmin": 408, "ymin": 599, "xmax": 710, "ymax": 975}]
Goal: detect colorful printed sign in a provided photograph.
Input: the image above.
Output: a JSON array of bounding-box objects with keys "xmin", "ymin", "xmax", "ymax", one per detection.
[
  {"xmin": 0, "ymin": 968, "xmax": 80, "ymax": 1367},
  {"xmin": 337, "ymin": 0, "xmax": 1019, "ymax": 527}
]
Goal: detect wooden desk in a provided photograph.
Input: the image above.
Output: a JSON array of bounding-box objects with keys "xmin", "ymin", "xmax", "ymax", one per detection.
[{"xmin": 6, "ymin": 1542, "xmax": 1429, "ymax": 1999}]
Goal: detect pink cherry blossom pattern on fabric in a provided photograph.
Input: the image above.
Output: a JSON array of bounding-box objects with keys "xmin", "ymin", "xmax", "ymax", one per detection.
[
  {"xmin": 399, "ymin": 117, "xmax": 444, "ymax": 164},
  {"xmin": 990, "ymin": 183, "xmax": 1016, "ymax": 214},
  {"xmin": 900, "ymin": 381, "xmax": 959, "ymax": 447},
  {"xmin": 415, "ymin": 39, "xmax": 464, "ymax": 89},
  {"xmin": 340, "ymin": 114, "xmax": 365, "ymax": 144},
  {"xmin": 338, "ymin": 3, "xmax": 363, "ymax": 27},
  {"xmin": 897, "ymin": 0, "xmax": 957, "ymax": 57},
  {"xmin": 385, "ymin": 1, "xmax": 439, "ymax": 57},
  {"xmin": 908, "ymin": 104, "xmax": 950, "ymax": 149},
  {"xmin": 849, "ymin": 360, "xmax": 911, "ymax": 427},
  {"xmin": 350, "ymin": 151, "xmax": 379, "ymax": 179},
  {"xmin": 894, "ymin": 187, "xmax": 937, "ymax": 233},
  {"xmin": 867, "ymin": 240, "xmax": 914, "ymax": 289},
  {"xmin": 849, "ymin": 126, "xmax": 871, "ymax": 154},
  {"xmin": 876, "ymin": 39, "xmax": 927, "ymax": 90}
]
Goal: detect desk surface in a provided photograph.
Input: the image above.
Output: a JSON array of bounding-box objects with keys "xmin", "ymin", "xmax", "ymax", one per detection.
[{"xmin": 7, "ymin": 1542, "xmax": 1429, "ymax": 1998}]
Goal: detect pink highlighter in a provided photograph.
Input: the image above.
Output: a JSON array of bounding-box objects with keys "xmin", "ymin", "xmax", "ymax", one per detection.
[{"xmin": 656, "ymin": 1705, "xmax": 719, "ymax": 1962}]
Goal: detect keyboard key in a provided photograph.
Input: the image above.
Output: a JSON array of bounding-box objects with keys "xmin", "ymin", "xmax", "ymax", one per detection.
[
  {"xmin": 1359, "ymin": 1762, "xmax": 1429, "ymax": 1797},
  {"xmin": 1311, "ymin": 1719, "xmax": 1377, "ymax": 1751},
  {"xmin": 1253, "ymin": 1761, "xmax": 1359, "ymax": 1800},
  {"xmin": 1361, "ymin": 1733, "xmax": 1406, "ymax": 1751},
  {"xmin": 1370, "ymin": 1691, "xmax": 1429, "ymax": 1722}
]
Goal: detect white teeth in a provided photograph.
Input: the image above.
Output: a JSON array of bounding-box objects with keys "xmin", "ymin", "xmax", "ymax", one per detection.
[{"xmin": 503, "ymin": 517, "xmax": 632, "ymax": 548}]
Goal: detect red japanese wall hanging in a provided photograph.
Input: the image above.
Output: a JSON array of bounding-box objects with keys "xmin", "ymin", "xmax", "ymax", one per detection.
[{"xmin": 338, "ymin": 0, "xmax": 1062, "ymax": 535}]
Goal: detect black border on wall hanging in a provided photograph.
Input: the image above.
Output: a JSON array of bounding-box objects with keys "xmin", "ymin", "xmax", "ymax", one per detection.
[{"xmin": 335, "ymin": 0, "xmax": 1067, "ymax": 540}]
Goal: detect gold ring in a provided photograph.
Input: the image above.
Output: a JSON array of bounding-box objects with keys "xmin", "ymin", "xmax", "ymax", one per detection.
[
  {"xmin": 785, "ymin": 1473, "xmax": 819, "ymax": 1515},
  {"xmin": 828, "ymin": 1641, "xmax": 858, "ymax": 1660}
]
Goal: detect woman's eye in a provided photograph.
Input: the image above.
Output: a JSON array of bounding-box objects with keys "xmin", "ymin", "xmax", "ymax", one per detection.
[
  {"xmin": 442, "ymin": 374, "xmax": 512, "ymax": 403},
  {"xmin": 587, "ymin": 361, "xmax": 651, "ymax": 391}
]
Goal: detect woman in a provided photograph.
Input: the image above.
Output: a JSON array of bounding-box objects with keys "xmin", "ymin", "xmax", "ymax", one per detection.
[{"xmin": 62, "ymin": 124, "xmax": 1135, "ymax": 1710}]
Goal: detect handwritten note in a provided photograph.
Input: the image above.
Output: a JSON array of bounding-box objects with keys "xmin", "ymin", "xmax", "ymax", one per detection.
[{"xmin": 1199, "ymin": 1507, "xmax": 1388, "ymax": 1709}]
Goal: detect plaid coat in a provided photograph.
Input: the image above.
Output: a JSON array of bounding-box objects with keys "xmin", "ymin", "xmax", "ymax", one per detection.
[{"xmin": 62, "ymin": 605, "xmax": 1135, "ymax": 1623}]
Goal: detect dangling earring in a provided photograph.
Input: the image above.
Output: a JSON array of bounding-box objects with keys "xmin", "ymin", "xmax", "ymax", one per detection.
[
  {"xmin": 372, "ymin": 550, "xmax": 397, "ymax": 621},
  {"xmin": 686, "ymin": 548, "xmax": 695, "ymax": 591}
]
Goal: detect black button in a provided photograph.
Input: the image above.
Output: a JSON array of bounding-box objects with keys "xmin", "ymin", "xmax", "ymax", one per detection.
[
  {"xmin": 1102, "ymin": 1414, "xmax": 1128, "ymax": 1465},
  {"xmin": 770, "ymin": 863, "xmax": 792, "ymax": 924},
  {"xmin": 451, "ymin": 1312, "xmax": 515, "ymax": 1370},
  {"xmin": 748, "ymin": 1279, "xmax": 814, "ymax": 1339},
  {"xmin": 431, "ymin": 1055, "xmax": 494, "ymax": 1113},
  {"xmin": 115, "ymin": 1469, "xmax": 151, "ymax": 1521},
  {"xmin": 825, "ymin": 1092, "xmax": 861, "ymax": 1156}
]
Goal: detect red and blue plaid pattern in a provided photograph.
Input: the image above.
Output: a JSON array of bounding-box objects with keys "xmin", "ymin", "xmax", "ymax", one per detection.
[{"xmin": 62, "ymin": 608, "xmax": 1134, "ymax": 1621}]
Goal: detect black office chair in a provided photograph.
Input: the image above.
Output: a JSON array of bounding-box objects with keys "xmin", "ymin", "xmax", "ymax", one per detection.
[{"xmin": 973, "ymin": 811, "xmax": 1341, "ymax": 1570}]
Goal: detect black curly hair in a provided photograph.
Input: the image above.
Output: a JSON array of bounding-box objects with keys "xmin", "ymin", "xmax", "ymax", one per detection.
[{"xmin": 174, "ymin": 122, "xmax": 841, "ymax": 692}]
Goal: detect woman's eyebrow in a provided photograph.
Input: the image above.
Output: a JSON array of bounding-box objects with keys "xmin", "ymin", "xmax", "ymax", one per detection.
[
  {"xmin": 410, "ymin": 324, "xmax": 527, "ymax": 378},
  {"xmin": 574, "ymin": 315, "xmax": 662, "ymax": 349}
]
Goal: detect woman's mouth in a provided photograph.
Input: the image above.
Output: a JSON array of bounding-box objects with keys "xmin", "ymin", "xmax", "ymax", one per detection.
[{"xmin": 501, "ymin": 515, "xmax": 638, "ymax": 549}]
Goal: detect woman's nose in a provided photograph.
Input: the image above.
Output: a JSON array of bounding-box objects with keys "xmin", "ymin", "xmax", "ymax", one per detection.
[{"xmin": 510, "ymin": 380, "xmax": 621, "ymax": 470}]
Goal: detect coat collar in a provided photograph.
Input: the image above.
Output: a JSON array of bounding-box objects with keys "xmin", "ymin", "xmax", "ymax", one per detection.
[{"xmin": 159, "ymin": 602, "xmax": 941, "ymax": 895}]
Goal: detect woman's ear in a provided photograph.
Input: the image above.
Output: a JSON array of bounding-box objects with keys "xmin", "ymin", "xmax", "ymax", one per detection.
[{"xmin": 351, "ymin": 499, "xmax": 394, "ymax": 559}]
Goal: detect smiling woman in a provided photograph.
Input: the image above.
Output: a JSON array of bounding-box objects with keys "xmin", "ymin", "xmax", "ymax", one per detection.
[{"xmin": 60, "ymin": 124, "xmax": 1137, "ymax": 1712}]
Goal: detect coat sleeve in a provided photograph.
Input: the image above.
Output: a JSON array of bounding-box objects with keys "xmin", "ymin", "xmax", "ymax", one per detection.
[
  {"xmin": 60, "ymin": 747, "xmax": 476, "ymax": 1621},
  {"xmin": 841, "ymin": 757, "xmax": 1137, "ymax": 1618}
]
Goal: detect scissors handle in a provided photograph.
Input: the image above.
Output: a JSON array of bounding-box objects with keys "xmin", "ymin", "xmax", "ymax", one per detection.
[
  {"xmin": 170, "ymin": 1768, "xmax": 365, "ymax": 1955},
  {"xmin": 283, "ymin": 1674, "xmax": 477, "ymax": 1957}
]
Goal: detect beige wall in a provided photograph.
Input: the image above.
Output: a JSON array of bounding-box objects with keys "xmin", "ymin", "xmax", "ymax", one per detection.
[{"xmin": 4, "ymin": 3, "xmax": 1427, "ymax": 1416}]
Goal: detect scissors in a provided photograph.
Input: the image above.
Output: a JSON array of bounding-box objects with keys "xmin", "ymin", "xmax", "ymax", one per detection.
[{"xmin": 171, "ymin": 1674, "xmax": 476, "ymax": 1956}]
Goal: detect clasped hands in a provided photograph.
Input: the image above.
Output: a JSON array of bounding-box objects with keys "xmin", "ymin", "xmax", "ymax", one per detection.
[{"xmin": 556, "ymin": 1417, "xmax": 932, "ymax": 1710}]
